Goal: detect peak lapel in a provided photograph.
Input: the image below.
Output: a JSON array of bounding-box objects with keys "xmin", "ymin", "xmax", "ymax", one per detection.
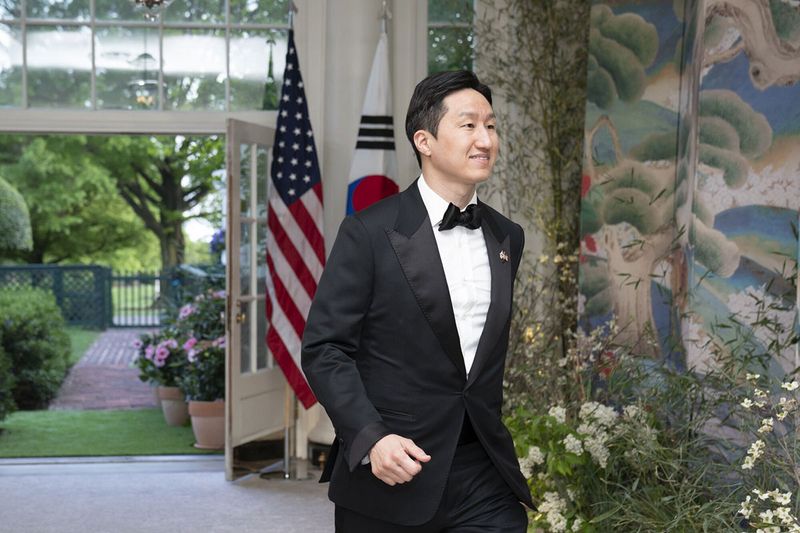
[
  {"xmin": 466, "ymin": 206, "xmax": 512, "ymax": 388},
  {"xmin": 385, "ymin": 183, "xmax": 467, "ymax": 378}
]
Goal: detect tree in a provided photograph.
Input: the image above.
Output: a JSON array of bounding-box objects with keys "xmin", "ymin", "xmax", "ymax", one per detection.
[
  {"xmin": 0, "ymin": 135, "xmax": 150, "ymax": 264},
  {"xmin": 87, "ymin": 135, "xmax": 224, "ymax": 271},
  {"xmin": 0, "ymin": 175, "xmax": 32, "ymax": 253},
  {"xmin": 581, "ymin": 90, "xmax": 772, "ymax": 355}
]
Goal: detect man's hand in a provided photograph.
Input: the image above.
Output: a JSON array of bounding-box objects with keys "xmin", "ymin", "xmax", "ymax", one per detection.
[{"xmin": 368, "ymin": 434, "xmax": 431, "ymax": 486}]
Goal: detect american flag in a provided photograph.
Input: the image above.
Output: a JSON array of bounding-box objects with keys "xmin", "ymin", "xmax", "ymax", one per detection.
[{"xmin": 266, "ymin": 30, "xmax": 324, "ymax": 409}]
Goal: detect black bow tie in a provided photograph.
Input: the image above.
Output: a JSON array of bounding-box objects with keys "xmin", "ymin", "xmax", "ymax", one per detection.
[{"xmin": 439, "ymin": 203, "xmax": 482, "ymax": 231}]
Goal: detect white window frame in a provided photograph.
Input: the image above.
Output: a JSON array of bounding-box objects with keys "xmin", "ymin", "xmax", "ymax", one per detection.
[{"xmin": 0, "ymin": 0, "xmax": 326, "ymax": 136}]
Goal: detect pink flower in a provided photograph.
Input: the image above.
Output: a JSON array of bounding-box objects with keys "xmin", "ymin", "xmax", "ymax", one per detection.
[
  {"xmin": 163, "ymin": 339, "xmax": 178, "ymax": 350},
  {"xmin": 155, "ymin": 346, "xmax": 170, "ymax": 361},
  {"xmin": 144, "ymin": 345, "xmax": 155, "ymax": 360},
  {"xmin": 187, "ymin": 349, "xmax": 198, "ymax": 363},
  {"xmin": 154, "ymin": 357, "xmax": 166, "ymax": 368},
  {"xmin": 212, "ymin": 336, "xmax": 226, "ymax": 348},
  {"xmin": 133, "ymin": 339, "xmax": 143, "ymax": 349},
  {"xmin": 178, "ymin": 304, "xmax": 195, "ymax": 320},
  {"xmin": 183, "ymin": 337, "xmax": 198, "ymax": 352},
  {"xmin": 213, "ymin": 290, "xmax": 226, "ymax": 299}
]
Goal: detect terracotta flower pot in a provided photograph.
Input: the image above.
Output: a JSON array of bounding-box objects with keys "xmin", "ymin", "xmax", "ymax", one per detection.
[
  {"xmin": 157, "ymin": 385, "xmax": 189, "ymax": 427},
  {"xmin": 188, "ymin": 399, "xmax": 225, "ymax": 450}
]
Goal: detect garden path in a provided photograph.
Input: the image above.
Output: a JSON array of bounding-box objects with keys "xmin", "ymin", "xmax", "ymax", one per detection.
[{"xmin": 49, "ymin": 329, "xmax": 158, "ymax": 410}]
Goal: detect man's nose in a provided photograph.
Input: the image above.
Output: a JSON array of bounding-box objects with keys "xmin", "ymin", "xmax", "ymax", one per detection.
[{"xmin": 474, "ymin": 125, "xmax": 493, "ymax": 148}]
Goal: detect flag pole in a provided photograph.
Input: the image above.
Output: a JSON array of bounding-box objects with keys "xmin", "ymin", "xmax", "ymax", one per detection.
[
  {"xmin": 289, "ymin": 1, "xmax": 298, "ymax": 30},
  {"xmin": 380, "ymin": 0, "xmax": 391, "ymax": 35}
]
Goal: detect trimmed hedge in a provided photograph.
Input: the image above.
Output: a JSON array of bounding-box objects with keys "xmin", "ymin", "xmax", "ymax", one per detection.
[
  {"xmin": 0, "ymin": 339, "xmax": 15, "ymax": 421},
  {"xmin": 0, "ymin": 289, "xmax": 71, "ymax": 410}
]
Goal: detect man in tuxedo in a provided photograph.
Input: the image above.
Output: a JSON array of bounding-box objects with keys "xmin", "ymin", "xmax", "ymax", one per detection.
[{"xmin": 301, "ymin": 70, "xmax": 532, "ymax": 532}]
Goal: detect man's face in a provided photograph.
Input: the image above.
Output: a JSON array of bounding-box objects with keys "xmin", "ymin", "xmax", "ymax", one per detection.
[{"xmin": 421, "ymin": 88, "xmax": 498, "ymax": 187}]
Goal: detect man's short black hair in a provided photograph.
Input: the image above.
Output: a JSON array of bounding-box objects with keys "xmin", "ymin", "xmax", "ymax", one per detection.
[{"xmin": 405, "ymin": 70, "xmax": 493, "ymax": 167}]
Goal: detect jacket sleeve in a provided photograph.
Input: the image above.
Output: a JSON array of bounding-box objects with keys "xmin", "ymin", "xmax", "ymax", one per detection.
[{"xmin": 301, "ymin": 215, "xmax": 391, "ymax": 471}]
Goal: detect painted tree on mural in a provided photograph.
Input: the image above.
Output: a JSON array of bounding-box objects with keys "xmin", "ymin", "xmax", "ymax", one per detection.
[
  {"xmin": 580, "ymin": 88, "xmax": 773, "ymax": 356},
  {"xmin": 586, "ymin": 4, "xmax": 659, "ymax": 109},
  {"xmin": 703, "ymin": 0, "xmax": 800, "ymax": 88}
]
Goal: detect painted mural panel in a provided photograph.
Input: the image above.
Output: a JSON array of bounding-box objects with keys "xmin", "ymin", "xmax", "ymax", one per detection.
[
  {"xmin": 579, "ymin": 0, "xmax": 799, "ymax": 376},
  {"xmin": 684, "ymin": 0, "xmax": 800, "ymax": 375}
]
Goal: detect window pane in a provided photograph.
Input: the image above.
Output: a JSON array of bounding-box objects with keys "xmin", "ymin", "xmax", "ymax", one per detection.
[
  {"xmin": 96, "ymin": 26, "xmax": 160, "ymax": 110},
  {"xmin": 428, "ymin": 0, "xmax": 473, "ymax": 24},
  {"xmin": 428, "ymin": 27, "xmax": 473, "ymax": 74},
  {"xmin": 230, "ymin": 0, "xmax": 290, "ymax": 25},
  {"xmin": 27, "ymin": 25, "xmax": 92, "ymax": 108},
  {"xmin": 0, "ymin": 1, "xmax": 21, "ymax": 19},
  {"xmin": 95, "ymin": 0, "xmax": 147, "ymax": 22},
  {"xmin": 0, "ymin": 23, "xmax": 22, "ymax": 107},
  {"xmin": 229, "ymin": 29, "xmax": 286, "ymax": 111},
  {"xmin": 163, "ymin": 28, "xmax": 225, "ymax": 110},
  {"xmin": 165, "ymin": 0, "xmax": 225, "ymax": 24},
  {"xmin": 27, "ymin": 0, "xmax": 90, "ymax": 20}
]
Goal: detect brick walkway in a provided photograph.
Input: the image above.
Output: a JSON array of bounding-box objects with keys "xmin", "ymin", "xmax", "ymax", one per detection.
[{"xmin": 49, "ymin": 329, "xmax": 160, "ymax": 411}]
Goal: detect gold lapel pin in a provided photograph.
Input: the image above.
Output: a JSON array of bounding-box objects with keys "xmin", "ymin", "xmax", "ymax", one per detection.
[{"xmin": 499, "ymin": 250, "xmax": 509, "ymax": 263}]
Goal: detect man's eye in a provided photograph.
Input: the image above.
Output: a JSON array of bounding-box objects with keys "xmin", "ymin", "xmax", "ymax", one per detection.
[
  {"xmin": 487, "ymin": 124, "xmax": 496, "ymax": 130},
  {"xmin": 463, "ymin": 123, "xmax": 474, "ymax": 128}
]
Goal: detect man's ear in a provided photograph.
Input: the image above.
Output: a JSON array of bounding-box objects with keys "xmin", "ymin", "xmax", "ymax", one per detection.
[{"xmin": 413, "ymin": 130, "xmax": 433, "ymax": 159}]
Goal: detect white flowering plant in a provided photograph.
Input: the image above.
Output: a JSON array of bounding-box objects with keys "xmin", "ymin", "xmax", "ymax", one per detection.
[
  {"xmin": 507, "ymin": 400, "xmax": 639, "ymax": 532},
  {"xmin": 729, "ymin": 373, "xmax": 800, "ymax": 531}
]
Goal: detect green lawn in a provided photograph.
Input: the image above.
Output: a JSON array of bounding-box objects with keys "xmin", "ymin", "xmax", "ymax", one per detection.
[
  {"xmin": 65, "ymin": 327, "xmax": 102, "ymax": 367},
  {"xmin": 0, "ymin": 409, "xmax": 222, "ymax": 458}
]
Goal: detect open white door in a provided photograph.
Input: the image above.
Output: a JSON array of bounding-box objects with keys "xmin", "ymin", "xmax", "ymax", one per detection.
[{"xmin": 225, "ymin": 118, "xmax": 290, "ymax": 481}]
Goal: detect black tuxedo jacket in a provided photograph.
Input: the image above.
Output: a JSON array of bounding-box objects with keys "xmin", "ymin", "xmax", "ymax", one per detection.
[{"xmin": 301, "ymin": 180, "xmax": 533, "ymax": 526}]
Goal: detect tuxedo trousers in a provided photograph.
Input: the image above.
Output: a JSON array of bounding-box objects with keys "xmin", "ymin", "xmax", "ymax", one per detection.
[{"xmin": 334, "ymin": 440, "xmax": 528, "ymax": 532}]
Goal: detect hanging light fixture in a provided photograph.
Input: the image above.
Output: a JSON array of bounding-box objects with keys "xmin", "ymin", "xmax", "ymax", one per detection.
[{"xmin": 132, "ymin": 0, "xmax": 172, "ymax": 22}]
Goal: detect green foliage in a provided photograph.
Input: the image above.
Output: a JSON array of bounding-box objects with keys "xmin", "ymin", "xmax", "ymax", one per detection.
[
  {"xmin": 699, "ymin": 90, "xmax": 772, "ymax": 159},
  {"xmin": 603, "ymin": 187, "xmax": 667, "ymax": 235},
  {"xmin": 691, "ymin": 215, "xmax": 741, "ymax": 278},
  {"xmin": 586, "ymin": 60, "xmax": 615, "ymax": 110},
  {"xmin": 630, "ymin": 132, "xmax": 678, "ymax": 162},
  {"xmin": 596, "ymin": 12, "xmax": 658, "ymax": 66},
  {"xmin": 0, "ymin": 289, "xmax": 70, "ymax": 410},
  {"xmin": 0, "ymin": 339, "xmax": 16, "ymax": 421},
  {"xmin": 87, "ymin": 135, "xmax": 225, "ymax": 270},
  {"xmin": 0, "ymin": 135, "xmax": 153, "ymax": 265},
  {"xmin": 699, "ymin": 143, "xmax": 749, "ymax": 189},
  {"xmin": 589, "ymin": 29, "xmax": 647, "ymax": 104},
  {"xmin": 698, "ymin": 116, "xmax": 741, "ymax": 152},
  {"xmin": 587, "ymin": 5, "xmax": 658, "ymax": 109},
  {"xmin": 770, "ymin": 0, "xmax": 800, "ymax": 43},
  {"xmin": 0, "ymin": 176, "xmax": 32, "ymax": 252}
]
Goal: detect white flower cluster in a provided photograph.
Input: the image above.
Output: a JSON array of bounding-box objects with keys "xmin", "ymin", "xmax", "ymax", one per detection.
[
  {"xmin": 563, "ymin": 434, "xmax": 584, "ymax": 455},
  {"xmin": 576, "ymin": 402, "xmax": 618, "ymax": 469},
  {"xmin": 741, "ymin": 488, "xmax": 800, "ymax": 532},
  {"xmin": 539, "ymin": 491, "xmax": 568, "ymax": 532},
  {"xmin": 742, "ymin": 440, "xmax": 766, "ymax": 470},
  {"xmin": 549, "ymin": 405, "xmax": 567, "ymax": 424},
  {"xmin": 520, "ymin": 445, "xmax": 545, "ymax": 479}
]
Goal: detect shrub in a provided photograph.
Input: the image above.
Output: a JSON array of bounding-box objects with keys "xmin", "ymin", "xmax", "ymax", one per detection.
[
  {"xmin": 0, "ymin": 176, "xmax": 33, "ymax": 252},
  {"xmin": 0, "ymin": 339, "xmax": 16, "ymax": 421},
  {"xmin": 133, "ymin": 327, "xmax": 187, "ymax": 388},
  {"xmin": 0, "ymin": 289, "xmax": 71, "ymax": 409}
]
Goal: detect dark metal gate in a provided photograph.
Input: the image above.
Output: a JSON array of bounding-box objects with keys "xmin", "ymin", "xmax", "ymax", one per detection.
[{"xmin": 0, "ymin": 265, "xmax": 111, "ymax": 329}]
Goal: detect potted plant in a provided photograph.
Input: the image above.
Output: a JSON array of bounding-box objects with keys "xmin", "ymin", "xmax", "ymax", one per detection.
[
  {"xmin": 134, "ymin": 328, "xmax": 189, "ymax": 426},
  {"xmin": 175, "ymin": 289, "xmax": 226, "ymax": 449},
  {"xmin": 178, "ymin": 337, "xmax": 225, "ymax": 449}
]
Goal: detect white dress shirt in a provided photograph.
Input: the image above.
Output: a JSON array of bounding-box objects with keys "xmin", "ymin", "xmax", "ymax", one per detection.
[{"xmin": 417, "ymin": 174, "xmax": 492, "ymax": 376}]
